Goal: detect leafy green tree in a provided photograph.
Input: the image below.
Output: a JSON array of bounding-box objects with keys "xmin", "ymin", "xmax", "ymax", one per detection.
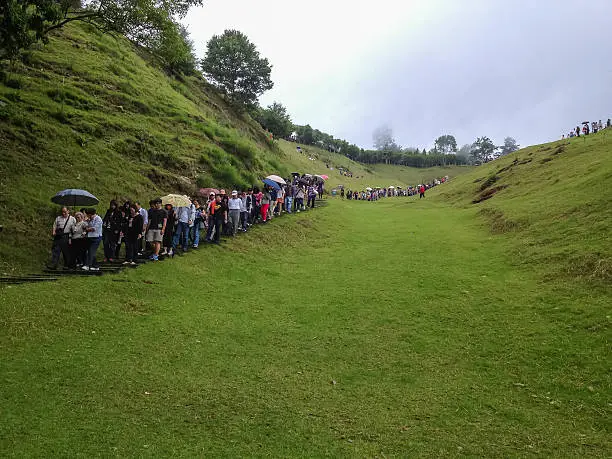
[
  {"xmin": 0, "ymin": 0, "xmax": 203, "ymax": 60},
  {"xmin": 200, "ymin": 29, "xmax": 273, "ymax": 108},
  {"xmin": 499, "ymin": 137, "xmax": 519, "ymax": 156},
  {"xmin": 147, "ymin": 21, "xmax": 197, "ymax": 74},
  {"xmin": 256, "ymin": 102, "xmax": 293, "ymax": 138},
  {"xmin": 434, "ymin": 134, "xmax": 457, "ymax": 154},
  {"xmin": 472, "ymin": 136, "xmax": 497, "ymax": 162}
]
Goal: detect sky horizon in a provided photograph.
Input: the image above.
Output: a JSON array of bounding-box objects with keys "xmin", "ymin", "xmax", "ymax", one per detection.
[{"xmin": 183, "ymin": 0, "xmax": 612, "ymax": 151}]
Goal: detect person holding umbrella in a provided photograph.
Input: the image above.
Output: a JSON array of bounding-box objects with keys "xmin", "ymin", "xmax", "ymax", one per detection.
[{"xmin": 50, "ymin": 207, "xmax": 76, "ymax": 270}]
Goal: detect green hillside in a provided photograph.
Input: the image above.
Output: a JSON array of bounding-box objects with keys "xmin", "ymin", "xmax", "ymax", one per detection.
[
  {"xmin": 432, "ymin": 130, "xmax": 611, "ymax": 284},
  {"xmin": 0, "ymin": 23, "xmax": 468, "ymax": 273}
]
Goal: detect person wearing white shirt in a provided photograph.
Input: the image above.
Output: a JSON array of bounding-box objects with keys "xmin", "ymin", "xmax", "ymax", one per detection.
[{"xmin": 228, "ymin": 191, "xmax": 242, "ymax": 236}]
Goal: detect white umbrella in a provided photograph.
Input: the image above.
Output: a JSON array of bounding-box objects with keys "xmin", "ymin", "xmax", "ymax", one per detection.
[
  {"xmin": 266, "ymin": 174, "xmax": 286, "ymax": 184},
  {"xmin": 388, "ymin": 186, "xmax": 395, "ymax": 189},
  {"xmin": 161, "ymin": 194, "xmax": 191, "ymax": 207},
  {"xmin": 366, "ymin": 187, "xmax": 372, "ymax": 191}
]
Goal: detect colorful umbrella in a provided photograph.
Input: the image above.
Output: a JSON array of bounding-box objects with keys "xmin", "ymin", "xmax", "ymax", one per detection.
[{"xmin": 263, "ymin": 178, "xmax": 281, "ymax": 190}]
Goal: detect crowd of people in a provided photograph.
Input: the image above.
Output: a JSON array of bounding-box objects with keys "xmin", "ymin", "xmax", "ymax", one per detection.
[
  {"xmin": 563, "ymin": 119, "xmax": 610, "ymax": 139},
  {"xmin": 343, "ymin": 177, "xmax": 447, "ymax": 202},
  {"xmin": 49, "ymin": 177, "xmax": 325, "ymax": 271}
]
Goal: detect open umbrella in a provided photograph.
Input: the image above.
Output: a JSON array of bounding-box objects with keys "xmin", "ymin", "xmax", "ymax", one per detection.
[
  {"xmin": 266, "ymin": 174, "xmax": 286, "ymax": 184},
  {"xmin": 199, "ymin": 187, "xmax": 220, "ymax": 196},
  {"xmin": 366, "ymin": 187, "xmax": 373, "ymax": 191},
  {"xmin": 263, "ymin": 178, "xmax": 281, "ymax": 190},
  {"xmin": 161, "ymin": 194, "xmax": 191, "ymax": 207},
  {"xmin": 582, "ymin": 121, "xmax": 590, "ymax": 125},
  {"xmin": 51, "ymin": 189, "xmax": 99, "ymax": 207},
  {"xmin": 388, "ymin": 186, "xmax": 395, "ymax": 189},
  {"xmin": 315, "ymin": 174, "xmax": 329, "ymax": 181}
]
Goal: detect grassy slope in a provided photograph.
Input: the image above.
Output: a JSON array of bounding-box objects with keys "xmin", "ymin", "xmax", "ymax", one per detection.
[
  {"xmin": 0, "ymin": 199, "xmax": 609, "ymax": 457},
  {"xmin": 432, "ymin": 129, "xmax": 612, "ymax": 284},
  {"xmin": 0, "ymin": 23, "xmax": 469, "ymax": 273}
]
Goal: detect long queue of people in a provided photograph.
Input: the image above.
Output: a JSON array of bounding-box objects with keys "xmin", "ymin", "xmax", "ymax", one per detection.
[
  {"xmin": 49, "ymin": 182, "xmax": 323, "ymax": 271},
  {"xmin": 343, "ymin": 177, "xmax": 447, "ymax": 202}
]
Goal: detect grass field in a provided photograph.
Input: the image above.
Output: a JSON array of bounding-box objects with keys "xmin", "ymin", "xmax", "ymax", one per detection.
[{"xmin": 1, "ymin": 195, "xmax": 609, "ymax": 456}]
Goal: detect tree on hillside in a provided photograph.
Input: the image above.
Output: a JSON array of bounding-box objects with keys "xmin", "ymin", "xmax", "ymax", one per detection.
[
  {"xmin": 472, "ymin": 136, "xmax": 497, "ymax": 163},
  {"xmin": 372, "ymin": 125, "xmax": 400, "ymax": 152},
  {"xmin": 256, "ymin": 102, "xmax": 293, "ymax": 138},
  {"xmin": 200, "ymin": 30, "xmax": 273, "ymax": 109},
  {"xmin": 0, "ymin": 0, "xmax": 203, "ymax": 60},
  {"xmin": 434, "ymin": 134, "xmax": 457, "ymax": 154},
  {"xmin": 499, "ymin": 137, "xmax": 520, "ymax": 156}
]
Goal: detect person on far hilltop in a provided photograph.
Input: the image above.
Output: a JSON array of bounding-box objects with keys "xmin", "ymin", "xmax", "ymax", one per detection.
[
  {"xmin": 598, "ymin": 120, "xmax": 603, "ymax": 131},
  {"xmin": 592, "ymin": 121, "xmax": 598, "ymax": 134},
  {"xmin": 419, "ymin": 185, "xmax": 426, "ymax": 199},
  {"xmin": 607, "ymin": 119, "xmax": 611, "ymax": 128},
  {"xmin": 575, "ymin": 126, "xmax": 580, "ymax": 137},
  {"xmin": 49, "ymin": 206, "xmax": 76, "ymax": 270},
  {"xmin": 83, "ymin": 208, "xmax": 103, "ymax": 271},
  {"xmin": 145, "ymin": 198, "xmax": 167, "ymax": 262}
]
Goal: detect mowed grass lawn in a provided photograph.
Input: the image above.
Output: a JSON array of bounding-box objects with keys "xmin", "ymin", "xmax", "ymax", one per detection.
[{"xmin": 1, "ymin": 198, "xmax": 609, "ymax": 457}]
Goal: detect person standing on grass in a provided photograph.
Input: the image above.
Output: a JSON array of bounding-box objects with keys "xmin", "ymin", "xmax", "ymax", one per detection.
[
  {"xmin": 210, "ymin": 194, "xmax": 227, "ymax": 244},
  {"xmin": 83, "ymin": 208, "xmax": 103, "ymax": 271},
  {"xmin": 295, "ymin": 186, "xmax": 305, "ymax": 212},
  {"xmin": 70, "ymin": 211, "xmax": 88, "ymax": 268},
  {"xmin": 252, "ymin": 187, "xmax": 262, "ymax": 223},
  {"xmin": 134, "ymin": 201, "xmax": 147, "ymax": 255},
  {"xmin": 419, "ymin": 185, "xmax": 425, "ymax": 199},
  {"xmin": 162, "ymin": 203, "xmax": 175, "ymax": 256},
  {"xmin": 261, "ymin": 188, "xmax": 271, "ymax": 222},
  {"xmin": 191, "ymin": 199, "xmax": 203, "ymax": 248},
  {"xmin": 228, "ymin": 190, "xmax": 242, "ymax": 236},
  {"xmin": 284, "ymin": 183, "xmax": 293, "ymax": 214},
  {"xmin": 114, "ymin": 205, "xmax": 128, "ymax": 260},
  {"xmin": 340, "ymin": 188, "xmax": 345, "ymax": 199},
  {"xmin": 145, "ymin": 198, "xmax": 167, "ymax": 261},
  {"xmin": 307, "ymin": 184, "xmax": 316, "ymax": 208},
  {"xmin": 102, "ymin": 200, "xmax": 121, "ymax": 262},
  {"xmin": 50, "ymin": 206, "xmax": 76, "ymax": 270},
  {"xmin": 240, "ymin": 191, "xmax": 250, "ymax": 231},
  {"xmin": 576, "ymin": 126, "xmax": 580, "ymax": 137},
  {"xmin": 123, "ymin": 204, "xmax": 143, "ymax": 266},
  {"xmin": 173, "ymin": 203, "xmax": 193, "ymax": 254},
  {"xmin": 205, "ymin": 192, "xmax": 217, "ymax": 242}
]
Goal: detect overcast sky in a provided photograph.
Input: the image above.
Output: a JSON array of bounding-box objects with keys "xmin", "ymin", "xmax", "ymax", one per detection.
[{"xmin": 183, "ymin": 0, "xmax": 612, "ymax": 150}]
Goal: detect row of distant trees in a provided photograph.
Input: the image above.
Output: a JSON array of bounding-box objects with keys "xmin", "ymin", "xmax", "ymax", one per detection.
[{"xmin": 256, "ymin": 102, "xmax": 520, "ymax": 167}]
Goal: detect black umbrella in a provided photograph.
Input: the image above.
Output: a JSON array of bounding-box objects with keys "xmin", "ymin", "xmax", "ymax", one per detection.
[
  {"xmin": 582, "ymin": 121, "xmax": 590, "ymax": 125},
  {"xmin": 51, "ymin": 189, "xmax": 99, "ymax": 207},
  {"xmin": 291, "ymin": 172, "xmax": 301, "ymax": 177}
]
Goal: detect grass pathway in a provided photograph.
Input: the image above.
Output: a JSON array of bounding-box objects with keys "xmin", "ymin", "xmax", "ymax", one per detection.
[{"xmin": 1, "ymin": 199, "xmax": 609, "ymax": 457}]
